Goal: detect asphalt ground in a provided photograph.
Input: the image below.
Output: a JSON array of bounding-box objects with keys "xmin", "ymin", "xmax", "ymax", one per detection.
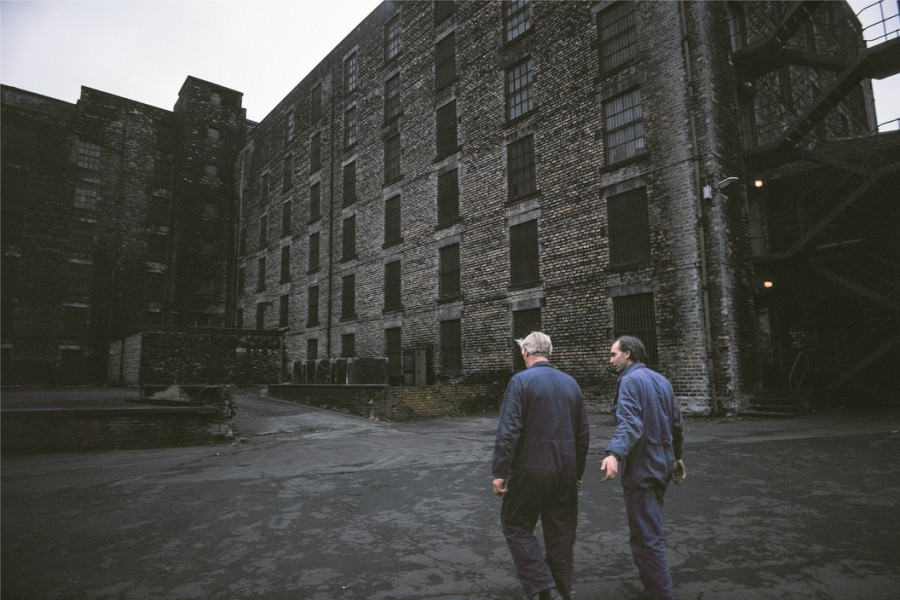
[{"xmin": 2, "ymin": 387, "xmax": 900, "ymax": 599}]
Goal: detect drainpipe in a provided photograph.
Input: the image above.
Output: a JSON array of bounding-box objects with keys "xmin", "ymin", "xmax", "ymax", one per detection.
[
  {"xmin": 326, "ymin": 65, "xmax": 337, "ymax": 357},
  {"xmin": 679, "ymin": 1, "xmax": 721, "ymax": 416}
]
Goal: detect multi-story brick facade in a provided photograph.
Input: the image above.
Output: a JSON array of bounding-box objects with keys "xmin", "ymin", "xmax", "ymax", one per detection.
[
  {"xmin": 4, "ymin": 1, "xmax": 895, "ymax": 413},
  {"xmin": 2, "ymin": 77, "xmax": 245, "ymax": 383}
]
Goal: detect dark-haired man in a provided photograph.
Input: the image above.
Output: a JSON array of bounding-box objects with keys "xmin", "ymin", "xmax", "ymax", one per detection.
[{"xmin": 600, "ymin": 335, "xmax": 685, "ymax": 600}]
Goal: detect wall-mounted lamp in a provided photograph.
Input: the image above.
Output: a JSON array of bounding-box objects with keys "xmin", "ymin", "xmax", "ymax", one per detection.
[
  {"xmin": 703, "ymin": 176, "xmax": 740, "ymax": 200},
  {"xmin": 762, "ymin": 280, "xmax": 774, "ymax": 289},
  {"xmin": 754, "ymin": 179, "xmax": 765, "ymax": 189}
]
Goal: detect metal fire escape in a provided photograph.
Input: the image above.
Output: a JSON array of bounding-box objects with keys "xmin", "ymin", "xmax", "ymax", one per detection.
[{"xmin": 733, "ymin": 0, "xmax": 900, "ymax": 409}]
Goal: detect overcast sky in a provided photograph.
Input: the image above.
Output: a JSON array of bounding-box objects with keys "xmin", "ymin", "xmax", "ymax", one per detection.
[{"xmin": 1, "ymin": 0, "xmax": 897, "ymax": 127}]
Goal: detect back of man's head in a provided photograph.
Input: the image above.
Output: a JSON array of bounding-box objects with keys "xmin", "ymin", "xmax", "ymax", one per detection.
[
  {"xmin": 516, "ymin": 331, "xmax": 553, "ymax": 357},
  {"xmin": 615, "ymin": 335, "xmax": 647, "ymax": 363}
]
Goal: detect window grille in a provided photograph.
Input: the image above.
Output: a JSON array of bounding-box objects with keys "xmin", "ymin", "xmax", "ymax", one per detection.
[
  {"xmin": 504, "ymin": 0, "xmax": 531, "ymax": 43},
  {"xmin": 613, "ymin": 292, "xmax": 658, "ymax": 364},
  {"xmin": 74, "ymin": 187, "xmax": 97, "ymax": 211},
  {"xmin": 385, "ymin": 14, "xmax": 402, "ymax": 62},
  {"xmin": 505, "ymin": 58, "xmax": 534, "ymax": 121},
  {"xmin": 76, "ymin": 140, "xmax": 101, "ymax": 170},
  {"xmin": 597, "ymin": 2, "xmax": 638, "ymax": 74},
  {"xmin": 507, "ymin": 135, "xmax": 536, "ymax": 200},
  {"xmin": 604, "ymin": 88, "xmax": 645, "ymax": 165},
  {"xmin": 439, "ymin": 243, "xmax": 460, "ymax": 299}
]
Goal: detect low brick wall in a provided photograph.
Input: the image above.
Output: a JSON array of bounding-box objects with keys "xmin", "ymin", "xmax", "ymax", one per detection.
[
  {"xmin": 1, "ymin": 407, "xmax": 234, "ymax": 454},
  {"xmin": 268, "ymin": 383, "xmax": 502, "ymax": 421}
]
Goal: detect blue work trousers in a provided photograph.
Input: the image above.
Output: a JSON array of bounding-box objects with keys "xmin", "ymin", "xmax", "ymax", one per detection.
[
  {"xmin": 501, "ymin": 470, "xmax": 578, "ymax": 598},
  {"xmin": 624, "ymin": 482, "xmax": 673, "ymax": 600}
]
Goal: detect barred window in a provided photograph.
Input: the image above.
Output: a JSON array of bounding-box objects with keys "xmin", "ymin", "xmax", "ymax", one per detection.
[
  {"xmin": 341, "ymin": 274, "xmax": 356, "ymax": 320},
  {"xmin": 503, "ymin": 0, "xmax": 531, "ymax": 43},
  {"xmin": 307, "ymin": 285, "xmax": 319, "ymax": 326},
  {"xmin": 344, "ymin": 106, "xmax": 357, "ymax": 148},
  {"xmin": 512, "ymin": 307, "xmax": 542, "ymax": 369},
  {"xmin": 74, "ymin": 187, "xmax": 97, "ymax": 211},
  {"xmin": 259, "ymin": 214, "xmax": 268, "ymax": 249},
  {"xmin": 343, "ymin": 161, "xmax": 357, "ymax": 207},
  {"xmin": 385, "ymin": 14, "xmax": 402, "ymax": 62},
  {"xmin": 344, "ymin": 52, "xmax": 358, "ymax": 94},
  {"xmin": 435, "ymin": 32, "xmax": 456, "ymax": 91},
  {"xmin": 279, "ymin": 295, "xmax": 289, "ymax": 328},
  {"xmin": 507, "ymin": 135, "xmax": 536, "ymax": 201},
  {"xmin": 440, "ymin": 319, "xmax": 462, "ymax": 372},
  {"xmin": 608, "ymin": 187, "xmax": 650, "ymax": 268},
  {"xmin": 147, "ymin": 196, "xmax": 169, "ymax": 225},
  {"xmin": 613, "ymin": 292, "xmax": 658, "ymax": 364},
  {"xmin": 505, "ymin": 58, "xmax": 534, "ymax": 121},
  {"xmin": 309, "ymin": 182, "xmax": 321, "ymax": 222},
  {"xmin": 384, "ymin": 73, "xmax": 401, "ymax": 123},
  {"xmin": 384, "ymin": 195, "xmax": 402, "ymax": 247},
  {"xmin": 76, "ymin": 140, "xmax": 101, "ymax": 170},
  {"xmin": 280, "ymin": 245, "xmax": 291, "ymax": 283},
  {"xmin": 509, "ymin": 219, "xmax": 540, "ymax": 288},
  {"xmin": 384, "ymin": 260, "xmax": 402, "ymax": 312},
  {"xmin": 147, "ymin": 232, "xmax": 167, "ymax": 263},
  {"xmin": 436, "ymin": 100, "xmax": 458, "ymax": 159},
  {"xmin": 261, "ymin": 172, "xmax": 269, "ymax": 205},
  {"xmin": 286, "ymin": 111, "xmax": 295, "ymax": 142},
  {"xmin": 308, "ymin": 232, "xmax": 320, "ymax": 273},
  {"xmin": 310, "ymin": 133, "xmax": 322, "ymax": 172},
  {"xmin": 282, "ymin": 201, "xmax": 292, "ymax": 237},
  {"xmin": 604, "ymin": 88, "xmax": 645, "ymax": 165},
  {"xmin": 342, "ymin": 214, "xmax": 356, "ymax": 261},
  {"xmin": 439, "ymin": 243, "xmax": 460, "ymax": 300},
  {"xmin": 437, "ymin": 169, "xmax": 459, "ymax": 227},
  {"xmin": 282, "ymin": 154, "xmax": 293, "ymax": 191},
  {"xmin": 256, "ymin": 303, "xmax": 267, "ymax": 329},
  {"xmin": 257, "ymin": 256, "xmax": 266, "ymax": 292},
  {"xmin": 597, "ymin": 1, "xmax": 639, "ymax": 75},
  {"xmin": 384, "ymin": 133, "xmax": 401, "ymax": 184}
]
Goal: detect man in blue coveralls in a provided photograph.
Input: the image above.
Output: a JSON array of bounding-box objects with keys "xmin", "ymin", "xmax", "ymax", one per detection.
[
  {"xmin": 600, "ymin": 335, "xmax": 685, "ymax": 600},
  {"xmin": 492, "ymin": 331, "xmax": 590, "ymax": 600}
]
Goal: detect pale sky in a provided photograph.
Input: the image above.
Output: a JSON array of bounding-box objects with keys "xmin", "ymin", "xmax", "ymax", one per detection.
[{"xmin": 0, "ymin": 0, "xmax": 897, "ymax": 127}]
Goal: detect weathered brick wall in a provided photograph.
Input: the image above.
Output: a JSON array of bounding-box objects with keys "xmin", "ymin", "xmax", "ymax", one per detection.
[
  {"xmin": 1, "ymin": 407, "xmax": 232, "ymax": 454},
  {"xmin": 269, "ymin": 382, "xmax": 501, "ymax": 421}
]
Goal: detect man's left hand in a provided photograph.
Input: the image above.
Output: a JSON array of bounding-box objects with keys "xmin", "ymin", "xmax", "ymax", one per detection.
[{"xmin": 492, "ymin": 478, "xmax": 508, "ymax": 496}]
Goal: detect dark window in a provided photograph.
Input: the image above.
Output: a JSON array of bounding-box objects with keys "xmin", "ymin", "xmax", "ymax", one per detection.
[
  {"xmin": 342, "ymin": 274, "xmax": 356, "ymax": 320},
  {"xmin": 437, "ymin": 169, "xmax": 459, "ymax": 227},
  {"xmin": 384, "ymin": 133, "xmax": 401, "ymax": 184},
  {"xmin": 385, "ymin": 327, "xmax": 402, "ymax": 383},
  {"xmin": 76, "ymin": 140, "xmax": 102, "ymax": 170},
  {"xmin": 344, "ymin": 106, "xmax": 357, "ymax": 148},
  {"xmin": 344, "ymin": 52, "xmax": 358, "ymax": 94},
  {"xmin": 342, "ymin": 215, "xmax": 356, "ymax": 261},
  {"xmin": 503, "ymin": 0, "xmax": 531, "ymax": 43},
  {"xmin": 434, "ymin": 1, "xmax": 456, "ymax": 25},
  {"xmin": 281, "ymin": 201, "xmax": 292, "ymax": 237},
  {"xmin": 257, "ymin": 257, "xmax": 266, "ymax": 292},
  {"xmin": 341, "ymin": 333, "xmax": 356, "ymax": 358},
  {"xmin": 385, "ymin": 14, "xmax": 401, "ymax": 62},
  {"xmin": 311, "ymin": 83, "xmax": 322, "ymax": 122},
  {"xmin": 440, "ymin": 319, "xmax": 462, "ymax": 372},
  {"xmin": 309, "ymin": 182, "xmax": 321, "ymax": 222},
  {"xmin": 280, "ymin": 245, "xmax": 291, "ymax": 283},
  {"xmin": 512, "ymin": 307, "xmax": 542, "ymax": 369},
  {"xmin": 384, "ymin": 260, "xmax": 402, "ymax": 312},
  {"xmin": 384, "ymin": 73, "xmax": 401, "ymax": 123},
  {"xmin": 439, "ymin": 243, "xmax": 460, "ymax": 300},
  {"xmin": 435, "ymin": 32, "xmax": 456, "ymax": 91},
  {"xmin": 237, "ymin": 266, "xmax": 246, "ymax": 295},
  {"xmin": 240, "ymin": 227, "xmax": 248, "ymax": 255},
  {"xmin": 261, "ymin": 173, "xmax": 269, "ymax": 206},
  {"xmin": 147, "ymin": 197, "xmax": 170, "ymax": 225},
  {"xmin": 256, "ymin": 303, "xmax": 266, "ymax": 329},
  {"xmin": 505, "ymin": 58, "xmax": 534, "ymax": 121},
  {"xmin": 436, "ymin": 100, "xmax": 458, "ymax": 159},
  {"xmin": 307, "ymin": 337, "xmax": 318, "ymax": 360},
  {"xmin": 259, "ymin": 214, "xmax": 268, "ymax": 249},
  {"xmin": 152, "ymin": 158, "xmax": 172, "ymax": 189},
  {"xmin": 507, "ymin": 135, "xmax": 536, "ymax": 201},
  {"xmin": 282, "ymin": 154, "xmax": 293, "ymax": 191},
  {"xmin": 608, "ymin": 187, "xmax": 650, "ymax": 267},
  {"xmin": 286, "ymin": 111, "xmax": 295, "ymax": 143},
  {"xmin": 384, "ymin": 195, "xmax": 402, "ymax": 247},
  {"xmin": 597, "ymin": 1, "xmax": 639, "ymax": 75},
  {"xmin": 66, "ymin": 262, "xmax": 92, "ymax": 298},
  {"xmin": 307, "ymin": 285, "xmax": 319, "ymax": 326},
  {"xmin": 343, "ymin": 161, "xmax": 357, "ymax": 207},
  {"xmin": 613, "ymin": 292, "xmax": 658, "ymax": 364},
  {"xmin": 510, "ymin": 219, "xmax": 539, "ymax": 288},
  {"xmin": 236, "ymin": 308, "xmax": 243, "ymax": 329},
  {"xmin": 279, "ymin": 294, "xmax": 289, "ymax": 328},
  {"xmin": 62, "ymin": 305, "xmax": 89, "ymax": 338},
  {"xmin": 147, "ymin": 232, "xmax": 167, "ymax": 263},
  {"xmin": 310, "ymin": 133, "xmax": 322, "ymax": 172},
  {"xmin": 308, "ymin": 232, "xmax": 320, "ymax": 273},
  {"xmin": 604, "ymin": 88, "xmax": 644, "ymax": 165}
]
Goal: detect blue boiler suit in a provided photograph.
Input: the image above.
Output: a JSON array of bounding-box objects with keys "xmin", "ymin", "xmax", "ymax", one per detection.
[
  {"xmin": 493, "ymin": 361, "xmax": 590, "ymax": 599},
  {"xmin": 606, "ymin": 362, "xmax": 684, "ymax": 600}
]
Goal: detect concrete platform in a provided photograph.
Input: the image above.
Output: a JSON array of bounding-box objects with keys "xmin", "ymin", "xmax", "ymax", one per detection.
[{"xmin": 2, "ymin": 387, "xmax": 899, "ymax": 599}]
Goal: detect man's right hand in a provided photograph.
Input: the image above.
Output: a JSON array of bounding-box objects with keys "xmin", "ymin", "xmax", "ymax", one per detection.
[{"xmin": 492, "ymin": 478, "xmax": 508, "ymax": 496}]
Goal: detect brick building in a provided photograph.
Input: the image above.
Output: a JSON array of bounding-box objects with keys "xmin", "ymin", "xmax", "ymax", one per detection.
[{"xmin": 3, "ymin": 1, "xmax": 897, "ymax": 413}]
